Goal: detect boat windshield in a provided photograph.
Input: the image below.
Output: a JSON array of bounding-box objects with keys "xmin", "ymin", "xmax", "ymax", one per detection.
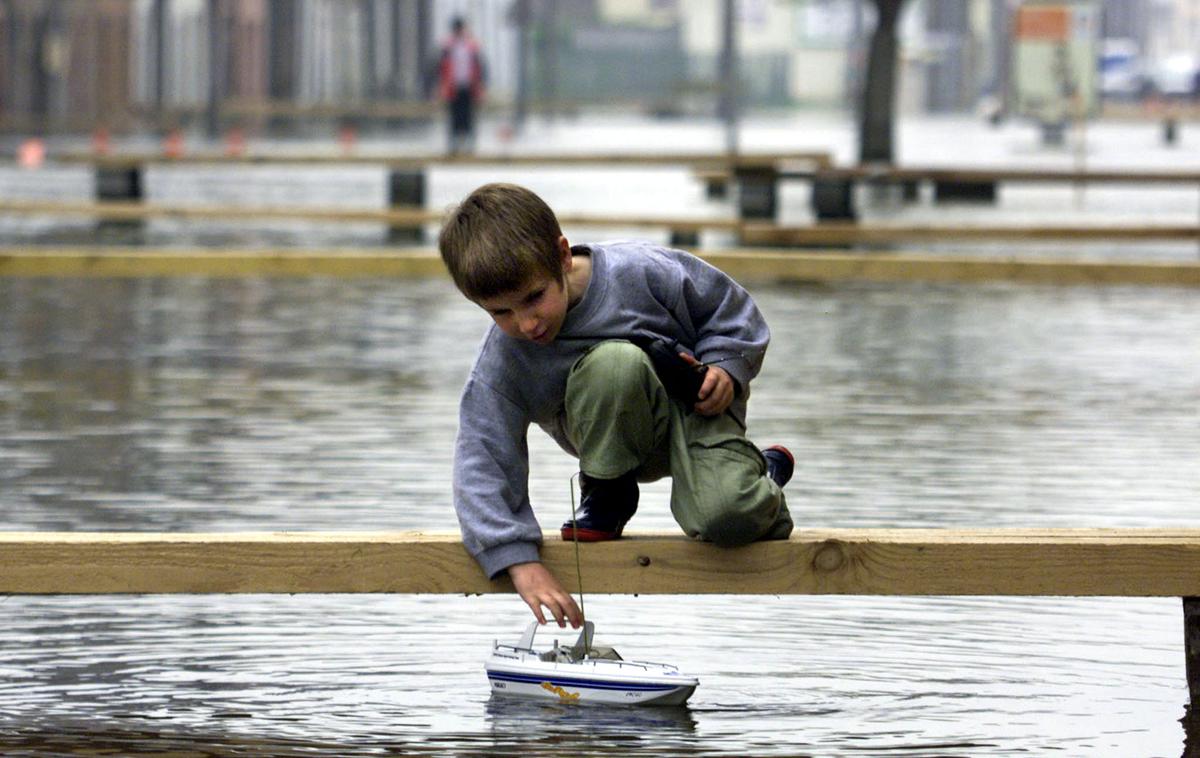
[{"xmin": 538, "ymin": 644, "xmax": 623, "ymax": 663}]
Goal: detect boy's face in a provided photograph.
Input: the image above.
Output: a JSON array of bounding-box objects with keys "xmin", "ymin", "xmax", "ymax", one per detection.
[
  {"xmin": 476, "ymin": 273, "xmax": 570, "ymax": 345},
  {"xmin": 476, "ymin": 240, "xmax": 575, "ymax": 345}
]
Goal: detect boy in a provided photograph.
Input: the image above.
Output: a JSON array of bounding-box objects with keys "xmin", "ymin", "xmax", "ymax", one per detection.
[{"xmin": 439, "ymin": 183, "xmax": 794, "ymax": 629}]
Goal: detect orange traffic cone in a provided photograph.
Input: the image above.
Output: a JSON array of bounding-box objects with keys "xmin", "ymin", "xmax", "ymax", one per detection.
[
  {"xmin": 224, "ymin": 126, "xmax": 247, "ymax": 157},
  {"xmin": 17, "ymin": 138, "xmax": 46, "ymax": 169},
  {"xmin": 163, "ymin": 129, "xmax": 185, "ymax": 159},
  {"xmin": 92, "ymin": 128, "xmax": 111, "ymax": 155},
  {"xmin": 338, "ymin": 124, "xmax": 357, "ymax": 155}
]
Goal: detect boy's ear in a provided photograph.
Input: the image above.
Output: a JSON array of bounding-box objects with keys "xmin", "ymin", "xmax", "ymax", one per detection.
[{"xmin": 558, "ymin": 235, "xmax": 571, "ymax": 272}]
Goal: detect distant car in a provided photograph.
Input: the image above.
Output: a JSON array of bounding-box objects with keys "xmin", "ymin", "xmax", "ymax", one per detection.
[
  {"xmin": 1099, "ymin": 38, "xmax": 1146, "ymax": 100},
  {"xmin": 1145, "ymin": 54, "xmax": 1200, "ymax": 99}
]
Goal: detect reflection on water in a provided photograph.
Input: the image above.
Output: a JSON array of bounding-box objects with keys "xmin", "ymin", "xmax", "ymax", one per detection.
[
  {"xmin": 0, "ymin": 275, "xmax": 1198, "ymax": 755},
  {"xmin": 1, "ymin": 277, "xmax": 1196, "ymax": 533}
]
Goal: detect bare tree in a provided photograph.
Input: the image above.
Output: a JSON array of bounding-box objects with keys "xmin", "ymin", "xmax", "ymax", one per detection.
[{"xmin": 858, "ymin": 0, "xmax": 908, "ymax": 164}]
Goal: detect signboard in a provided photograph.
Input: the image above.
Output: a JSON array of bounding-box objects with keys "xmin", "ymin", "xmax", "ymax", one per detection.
[{"xmin": 1012, "ymin": 1, "xmax": 1099, "ymax": 125}]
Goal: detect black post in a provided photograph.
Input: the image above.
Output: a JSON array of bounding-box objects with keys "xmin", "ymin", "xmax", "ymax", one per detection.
[
  {"xmin": 387, "ymin": 170, "xmax": 426, "ymax": 244},
  {"xmin": 1184, "ymin": 597, "xmax": 1200, "ymax": 711}
]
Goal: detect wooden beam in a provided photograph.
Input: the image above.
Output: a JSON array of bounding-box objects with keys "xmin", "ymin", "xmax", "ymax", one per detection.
[
  {"xmin": 0, "ymin": 200, "xmax": 740, "ymax": 232},
  {"xmin": 48, "ymin": 150, "xmax": 831, "ymax": 170},
  {"xmin": 699, "ymin": 250, "xmax": 1200, "ymax": 287},
  {"xmin": 6, "ymin": 201, "xmax": 1192, "ymax": 241},
  {"xmin": 4, "ymin": 530, "xmax": 1200, "ymax": 596},
  {"xmin": 0, "ymin": 248, "xmax": 448, "ymax": 278},
  {"xmin": 2, "ymin": 247, "xmax": 1199, "ymax": 287},
  {"xmin": 5, "ymin": 200, "xmax": 1188, "ymax": 242},
  {"xmin": 783, "ymin": 166, "xmax": 1200, "ymax": 184},
  {"xmin": 742, "ymin": 222, "xmax": 1200, "ymax": 244}
]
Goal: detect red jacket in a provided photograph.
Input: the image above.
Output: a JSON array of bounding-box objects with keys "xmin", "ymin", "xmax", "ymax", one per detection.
[{"xmin": 438, "ymin": 35, "xmax": 486, "ymax": 102}]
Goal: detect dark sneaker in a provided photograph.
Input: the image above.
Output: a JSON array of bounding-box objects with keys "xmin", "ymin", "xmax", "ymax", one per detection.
[
  {"xmin": 762, "ymin": 445, "xmax": 795, "ymax": 489},
  {"xmin": 561, "ymin": 472, "xmax": 639, "ymax": 542}
]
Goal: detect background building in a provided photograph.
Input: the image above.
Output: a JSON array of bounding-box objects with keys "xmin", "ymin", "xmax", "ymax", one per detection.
[{"xmin": 0, "ymin": 0, "xmax": 1196, "ymax": 137}]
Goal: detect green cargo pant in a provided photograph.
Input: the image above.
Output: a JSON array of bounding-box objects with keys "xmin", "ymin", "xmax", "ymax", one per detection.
[{"xmin": 564, "ymin": 340, "xmax": 793, "ymax": 546}]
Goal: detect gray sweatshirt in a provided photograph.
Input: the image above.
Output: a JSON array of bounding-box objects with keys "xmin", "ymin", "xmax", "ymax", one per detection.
[{"xmin": 452, "ymin": 240, "xmax": 770, "ymax": 577}]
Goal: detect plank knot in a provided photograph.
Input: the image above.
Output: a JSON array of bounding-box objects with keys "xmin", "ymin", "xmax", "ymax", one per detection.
[{"xmin": 813, "ymin": 541, "xmax": 845, "ymax": 572}]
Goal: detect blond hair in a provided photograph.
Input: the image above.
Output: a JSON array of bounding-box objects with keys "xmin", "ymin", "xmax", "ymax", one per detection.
[{"xmin": 438, "ymin": 183, "xmax": 564, "ymax": 301}]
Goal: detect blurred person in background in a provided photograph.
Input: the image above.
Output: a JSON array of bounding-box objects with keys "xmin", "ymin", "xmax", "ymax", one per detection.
[{"xmin": 436, "ymin": 16, "xmax": 487, "ymax": 155}]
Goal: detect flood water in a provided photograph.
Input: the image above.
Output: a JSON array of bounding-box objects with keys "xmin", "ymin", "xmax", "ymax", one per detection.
[{"xmin": 1, "ymin": 114, "xmax": 1199, "ymax": 756}]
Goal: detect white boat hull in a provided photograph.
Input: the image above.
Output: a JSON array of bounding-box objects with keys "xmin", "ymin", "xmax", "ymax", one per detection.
[{"xmin": 486, "ymin": 664, "xmax": 696, "ymax": 706}]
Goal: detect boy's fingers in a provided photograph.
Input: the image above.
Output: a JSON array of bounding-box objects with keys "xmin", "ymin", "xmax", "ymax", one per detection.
[
  {"xmin": 526, "ymin": 600, "xmax": 547, "ymax": 625},
  {"xmin": 565, "ymin": 597, "xmax": 583, "ymax": 628},
  {"xmin": 695, "ymin": 371, "xmax": 731, "ymax": 415},
  {"xmin": 549, "ymin": 593, "xmax": 573, "ymax": 627}
]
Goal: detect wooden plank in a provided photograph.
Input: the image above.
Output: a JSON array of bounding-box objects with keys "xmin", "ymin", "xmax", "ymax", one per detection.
[
  {"xmin": 49, "ymin": 150, "xmax": 831, "ymax": 170},
  {"xmin": 783, "ymin": 166, "xmax": 1200, "ymax": 184},
  {"xmin": 0, "ymin": 200, "xmax": 740, "ymax": 232},
  {"xmin": 742, "ymin": 222, "xmax": 1200, "ymax": 244},
  {"xmin": 700, "ymin": 250, "xmax": 1200, "ymax": 288},
  {"xmin": 7, "ymin": 200, "xmax": 1192, "ymax": 239},
  {"xmin": 3, "ymin": 247, "xmax": 1199, "ymax": 287},
  {"xmin": 0, "ymin": 249, "xmax": 448, "ymax": 278},
  {"xmin": 4, "ymin": 530, "xmax": 1200, "ymax": 596}
]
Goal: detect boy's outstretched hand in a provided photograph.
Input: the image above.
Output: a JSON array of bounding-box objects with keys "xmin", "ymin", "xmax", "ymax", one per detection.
[
  {"xmin": 508, "ymin": 561, "xmax": 583, "ymax": 628},
  {"xmin": 680, "ymin": 353, "xmax": 734, "ymax": 416}
]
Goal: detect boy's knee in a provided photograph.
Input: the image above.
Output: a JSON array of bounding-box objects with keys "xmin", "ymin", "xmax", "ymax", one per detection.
[
  {"xmin": 674, "ymin": 444, "xmax": 790, "ymax": 547},
  {"xmin": 693, "ymin": 510, "xmax": 764, "ymax": 547},
  {"xmin": 568, "ymin": 340, "xmax": 655, "ymax": 400}
]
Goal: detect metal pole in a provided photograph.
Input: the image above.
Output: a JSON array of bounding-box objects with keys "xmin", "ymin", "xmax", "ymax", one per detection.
[
  {"xmin": 543, "ymin": 0, "xmax": 558, "ymax": 120},
  {"xmin": 205, "ymin": 0, "xmax": 221, "ymax": 139},
  {"xmin": 514, "ymin": 0, "xmax": 530, "ymax": 133},
  {"xmin": 361, "ymin": 0, "xmax": 376, "ymax": 100},
  {"xmin": 152, "ymin": 0, "xmax": 166, "ymax": 114},
  {"xmin": 718, "ymin": 0, "xmax": 738, "ymax": 155},
  {"xmin": 389, "ymin": 0, "xmax": 401, "ymax": 98}
]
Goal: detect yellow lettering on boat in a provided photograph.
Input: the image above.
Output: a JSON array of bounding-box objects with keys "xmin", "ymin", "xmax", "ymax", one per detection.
[{"xmin": 540, "ymin": 681, "xmax": 581, "ymax": 702}]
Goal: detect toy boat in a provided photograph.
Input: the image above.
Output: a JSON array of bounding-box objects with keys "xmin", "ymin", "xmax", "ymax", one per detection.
[{"xmin": 485, "ymin": 620, "xmax": 699, "ymax": 706}]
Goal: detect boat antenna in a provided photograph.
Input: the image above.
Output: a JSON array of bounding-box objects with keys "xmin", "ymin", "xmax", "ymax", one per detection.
[{"xmin": 568, "ymin": 473, "xmax": 592, "ymax": 658}]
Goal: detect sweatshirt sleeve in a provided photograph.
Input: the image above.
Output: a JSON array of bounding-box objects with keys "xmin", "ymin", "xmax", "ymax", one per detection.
[
  {"xmin": 453, "ymin": 375, "xmax": 543, "ymax": 578},
  {"xmin": 674, "ymin": 254, "xmax": 770, "ymax": 394}
]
